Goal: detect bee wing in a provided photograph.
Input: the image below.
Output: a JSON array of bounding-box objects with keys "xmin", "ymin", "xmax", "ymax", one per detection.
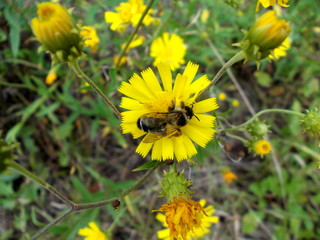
[{"xmin": 142, "ymin": 127, "xmax": 181, "ymax": 143}]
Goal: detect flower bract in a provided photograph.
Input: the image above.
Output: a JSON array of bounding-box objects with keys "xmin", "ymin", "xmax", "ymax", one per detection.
[
  {"xmin": 118, "ymin": 62, "xmax": 218, "ymax": 161},
  {"xmin": 150, "ymin": 33, "xmax": 186, "ymax": 71}
]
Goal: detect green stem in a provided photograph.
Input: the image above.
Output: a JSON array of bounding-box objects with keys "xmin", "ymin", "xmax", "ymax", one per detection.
[
  {"xmin": 30, "ymin": 209, "xmax": 73, "ymax": 240},
  {"xmin": 74, "ymin": 162, "xmax": 162, "ymax": 210},
  {"xmin": 223, "ymin": 109, "xmax": 304, "ymax": 131},
  {"xmin": 7, "ymin": 161, "xmax": 74, "ymax": 206},
  {"xmin": 195, "ymin": 50, "xmax": 246, "ymax": 101},
  {"xmin": 69, "ymin": 61, "xmax": 121, "ymax": 120},
  {"xmin": 226, "ymin": 133, "xmax": 247, "ymax": 143},
  {"xmin": 115, "ymin": 0, "xmax": 156, "ymax": 69},
  {"xmin": 25, "ymin": 161, "xmax": 161, "ymax": 239}
]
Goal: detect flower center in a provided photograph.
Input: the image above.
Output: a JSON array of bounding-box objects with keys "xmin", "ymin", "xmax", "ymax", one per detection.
[{"xmin": 39, "ymin": 6, "xmax": 55, "ymax": 21}]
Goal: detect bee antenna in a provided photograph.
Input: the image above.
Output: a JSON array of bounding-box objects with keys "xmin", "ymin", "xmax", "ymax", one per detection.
[{"xmin": 194, "ymin": 114, "xmax": 200, "ymax": 121}]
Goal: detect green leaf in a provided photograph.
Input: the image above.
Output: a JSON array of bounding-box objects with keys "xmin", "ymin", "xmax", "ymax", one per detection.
[
  {"xmin": 254, "ymin": 71, "xmax": 272, "ymax": 88},
  {"xmin": 242, "ymin": 210, "xmax": 264, "ymax": 234},
  {"xmin": 4, "ymin": 7, "xmax": 21, "ymax": 57},
  {"xmin": 132, "ymin": 160, "xmax": 158, "ymax": 171}
]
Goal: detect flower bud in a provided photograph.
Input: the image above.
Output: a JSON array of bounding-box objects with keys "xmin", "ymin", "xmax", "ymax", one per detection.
[
  {"xmin": 300, "ymin": 108, "xmax": 320, "ymax": 136},
  {"xmin": 247, "ymin": 121, "xmax": 270, "ymax": 138},
  {"xmin": 239, "ymin": 11, "xmax": 290, "ymax": 62},
  {"xmin": 31, "ymin": 2, "xmax": 84, "ymax": 62}
]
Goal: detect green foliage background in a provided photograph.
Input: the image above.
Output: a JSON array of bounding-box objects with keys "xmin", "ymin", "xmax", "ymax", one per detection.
[{"xmin": 0, "ymin": 0, "xmax": 319, "ymax": 239}]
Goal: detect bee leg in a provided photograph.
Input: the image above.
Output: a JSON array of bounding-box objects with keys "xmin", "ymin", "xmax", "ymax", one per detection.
[
  {"xmin": 168, "ymin": 100, "xmax": 176, "ymax": 112},
  {"xmin": 181, "ymin": 101, "xmax": 185, "ymax": 109},
  {"xmin": 169, "ymin": 128, "xmax": 182, "ymax": 138}
]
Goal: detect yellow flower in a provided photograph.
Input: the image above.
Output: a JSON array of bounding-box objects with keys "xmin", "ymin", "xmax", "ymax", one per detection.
[
  {"xmin": 231, "ymin": 99, "xmax": 240, "ymax": 107},
  {"xmin": 104, "ymin": 0, "xmax": 154, "ymax": 32},
  {"xmin": 156, "ymin": 199, "xmax": 219, "ymax": 240},
  {"xmin": 45, "ymin": 70, "xmax": 57, "ymax": 85},
  {"xmin": 78, "ymin": 222, "xmax": 107, "ymax": 240},
  {"xmin": 81, "ymin": 26, "xmax": 100, "ymax": 52},
  {"xmin": 155, "ymin": 197, "xmax": 218, "ymax": 240},
  {"xmin": 223, "ymin": 170, "xmax": 238, "ymax": 184},
  {"xmin": 256, "ymin": 0, "xmax": 289, "ymax": 12},
  {"xmin": 150, "ymin": 33, "xmax": 186, "ymax": 71},
  {"xmin": 218, "ymin": 92, "xmax": 227, "ymax": 101},
  {"xmin": 239, "ymin": 11, "xmax": 290, "ymax": 62},
  {"xmin": 31, "ymin": 2, "xmax": 83, "ymax": 62},
  {"xmin": 269, "ymin": 37, "xmax": 291, "ymax": 59},
  {"xmin": 253, "ymin": 139, "xmax": 272, "ymax": 156},
  {"xmin": 118, "ymin": 62, "xmax": 218, "ymax": 161}
]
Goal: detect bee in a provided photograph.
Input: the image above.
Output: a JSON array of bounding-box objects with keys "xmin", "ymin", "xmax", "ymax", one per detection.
[{"xmin": 137, "ymin": 101, "xmax": 198, "ymax": 143}]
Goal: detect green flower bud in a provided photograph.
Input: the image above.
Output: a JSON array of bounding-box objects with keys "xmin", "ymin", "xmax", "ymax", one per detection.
[
  {"xmin": 247, "ymin": 121, "xmax": 270, "ymax": 138},
  {"xmin": 300, "ymin": 108, "xmax": 320, "ymax": 136}
]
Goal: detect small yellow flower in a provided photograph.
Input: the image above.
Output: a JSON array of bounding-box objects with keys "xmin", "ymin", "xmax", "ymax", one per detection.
[
  {"xmin": 256, "ymin": 0, "xmax": 289, "ymax": 12},
  {"xmin": 223, "ymin": 170, "xmax": 238, "ymax": 184},
  {"xmin": 105, "ymin": 0, "xmax": 154, "ymax": 32},
  {"xmin": 45, "ymin": 70, "xmax": 57, "ymax": 85},
  {"xmin": 218, "ymin": 92, "xmax": 227, "ymax": 101},
  {"xmin": 156, "ymin": 199, "xmax": 219, "ymax": 240},
  {"xmin": 78, "ymin": 222, "xmax": 107, "ymax": 240},
  {"xmin": 31, "ymin": 2, "xmax": 83, "ymax": 62},
  {"xmin": 269, "ymin": 37, "xmax": 291, "ymax": 60},
  {"xmin": 150, "ymin": 33, "xmax": 186, "ymax": 71},
  {"xmin": 239, "ymin": 11, "xmax": 290, "ymax": 62},
  {"xmin": 253, "ymin": 139, "xmax": 272, "ymax": 156},
  {"xmin": 231, "ymin": 99, "xmax": 240, "ymax": 107},
  {"xmin": 81, "ymin": 26, "xmax": 100, "ymax": 52},
  {"xmin": 118, "ymin": 62, "xmax": 218, "ymax": 161}
]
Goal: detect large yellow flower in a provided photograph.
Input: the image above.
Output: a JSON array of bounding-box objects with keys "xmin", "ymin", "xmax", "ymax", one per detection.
[
  {"xmin": 118, "ymin": 62, "xmax": 218, "ymax": 161},
  {"xmin": 155, "ymin": 198, "xmax": 218, "ymax": 240},
  {"xmin": 150, "ymin": 33, "xmax": 186, "ymax": 71},
  {"xmin": 81, "ymin": 26, "xmax": 100, "ymax": 52},
  {"xmin": 105, "ymin": 0, "xmax": 154, "ymax": 32},
  {"xmin": 256, "ymin": 0, "xmax": 289, "ymax": 11},
  {"xmin": 78, "ymin": 222, "xmax": 107, "ymax": 240}
]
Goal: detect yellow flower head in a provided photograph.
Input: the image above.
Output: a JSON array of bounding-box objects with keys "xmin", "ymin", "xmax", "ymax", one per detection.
[
  {"xmin": 223, "ymin": 170, "xmax": 238, "ymax": 184},
  {"xmin": 156, "ymin": 199, "xmax": 219, "ymax": 240},
  {"xmin": 218, "ymin": 92, "xmax": 227, "ymax": 101},
  {"xmin": 81, "ymin": 26, "xmax": 100, "ymax": 52},
  {"xmin": 31, "ymin": 2, "xmax": 83, "ymax": 62},
  {"xmin": 150, "ymin": 33, "xmax": 187, "ymax": 71},
  {"xmin": 231, "ymin": 99, "xmax": 240, "ymax": 107},
  {"xmin": 78, "ymin": 222, "xmax": 107, "ymax": 240},
  {"xmin": 240, "ymin": 11, "xmax": 290, "ymax": 62},
  {"xmin": 253, "ymin": 139, "xmax": 272, "ymax": 156},
  {"xmin": 256, "ymin": 0, "xmax": 289, "ymax": 12},
  {"xmin": 105, "ymin": 0, "xmax": 154, "ymax": 32},
  {"xmin": 118, "ymin": 62, "xmax": 219, "ymax": 161},
  {"xmin": 155, "ymin": 197, "xmax": 218, "ymax": 240}
]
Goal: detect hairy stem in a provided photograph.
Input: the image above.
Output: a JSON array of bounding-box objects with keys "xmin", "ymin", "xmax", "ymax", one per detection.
[{"xmin": 69, "ymin": 61, "xmax": 121, "ymax": 119}]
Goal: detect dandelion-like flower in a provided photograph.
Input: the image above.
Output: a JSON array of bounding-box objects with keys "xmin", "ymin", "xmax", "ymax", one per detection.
[
  {"xmin": 78, "ymin": 222, "xmax": 107, "ymax": 240},
  {"xmin": 218, "ymin": 92, "xmax": 227, "ymax": 101},
  {"xmin": 104, "ymin": 0, "xmax": 154, "ymax": 32},
  {"xmin": 81, "ymin": 26, "xmax": 100, "ymax": 52},
  {"xmin": 156, "ymin": 199, "xmax": 219, "ymax": 240},
  {"xmin": 256, "ymin": 0, "xmax": 289, "ymax": 12},
  {"xmin": 223, "ymin": 170, "xmax": 238, "ymax": 184},
  {"xmin": 150, "ymin": 33, "xmax": 187, "ymax": 71},
  {"xmin": 118, "ymin": 62, "xmax": 218, "ymax": 161},
  {"xmin": 252, "ymin": 139, "xmax": 272, "ymax": 156},
  {"xmin": 31, "ymin": 2, "xmax": 83, "ymax": 62}
]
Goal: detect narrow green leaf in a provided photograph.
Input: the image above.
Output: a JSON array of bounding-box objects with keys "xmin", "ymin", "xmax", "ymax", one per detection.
[{"xmin": 132, "ymin": 160, "xmax": 158, "ymax": 171}]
